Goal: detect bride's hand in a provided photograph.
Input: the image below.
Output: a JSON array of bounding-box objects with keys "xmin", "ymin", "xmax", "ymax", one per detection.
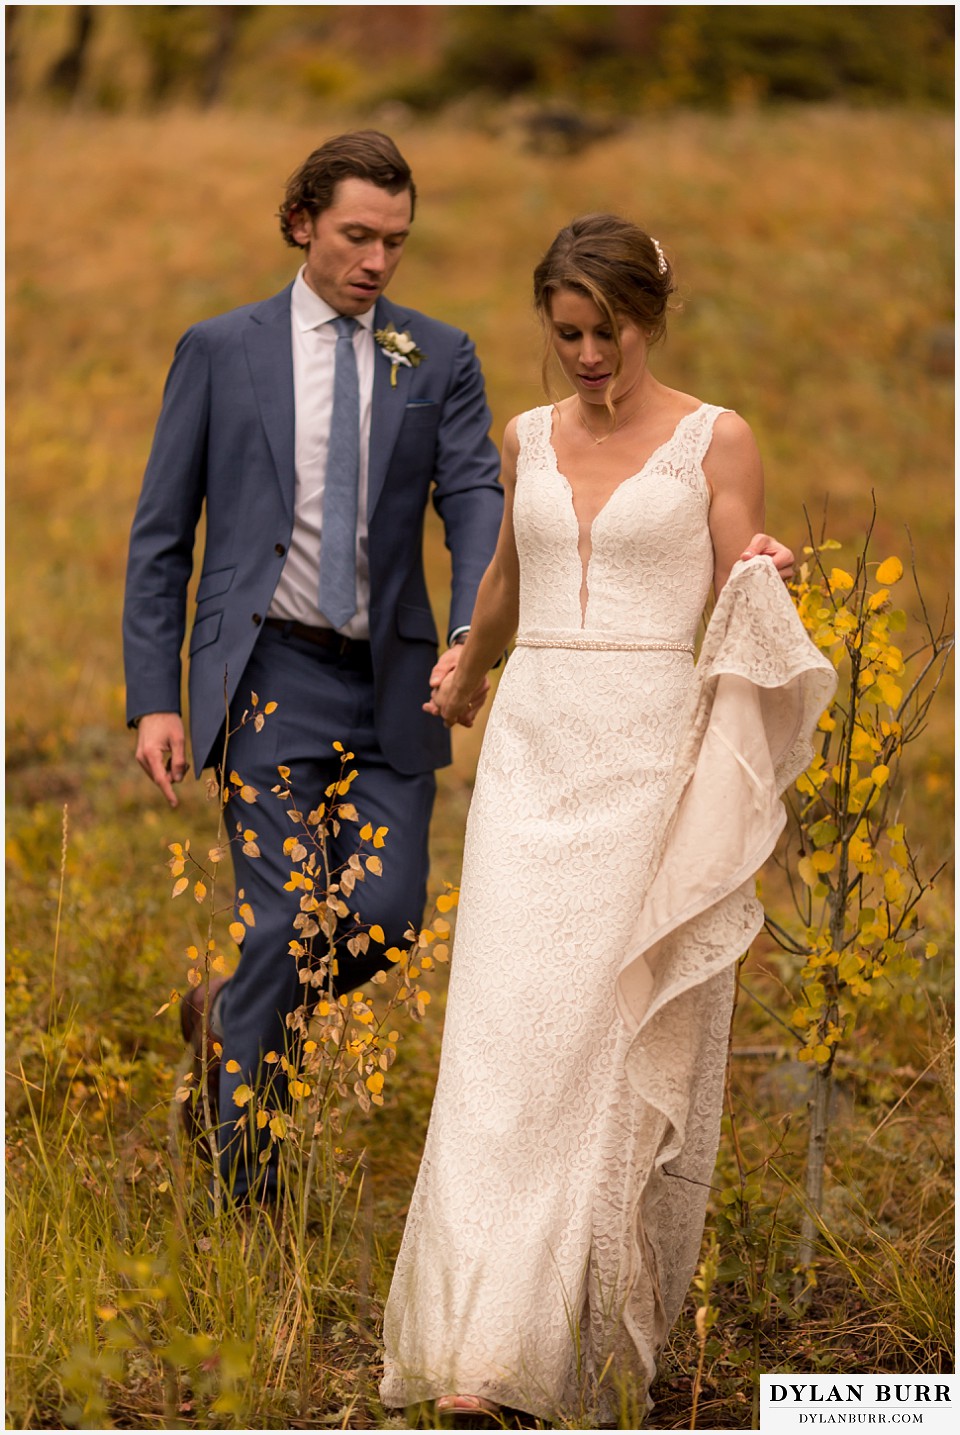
[
  {"xmin": 740, "ymin": 533, "xmax": 795, "ymax": 581},
  {"xmin": 423, "ymin": 671, "xmax": 489, "ymax": 728}
]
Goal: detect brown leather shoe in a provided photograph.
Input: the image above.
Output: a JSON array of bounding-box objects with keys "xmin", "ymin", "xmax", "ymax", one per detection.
[{"xmin": 179, "ymin": 976, "xmax": 227, "ymax": 1157}]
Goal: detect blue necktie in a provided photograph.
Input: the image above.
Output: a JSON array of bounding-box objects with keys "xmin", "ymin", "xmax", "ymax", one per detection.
[{"xmin": 319, "ymin": 316, "xmax": 360, "ymax": 629}]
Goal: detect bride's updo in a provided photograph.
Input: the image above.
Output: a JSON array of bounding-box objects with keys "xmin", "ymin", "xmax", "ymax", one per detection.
[{"xmin": 533, "ymin": 214, "xmax": 677, "ymax": 391}]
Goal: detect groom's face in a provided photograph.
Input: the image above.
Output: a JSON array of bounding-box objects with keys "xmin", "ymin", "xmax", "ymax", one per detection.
[{"xmin": 292, "ymin": 177, "xmax": 413, "ymax": 316}]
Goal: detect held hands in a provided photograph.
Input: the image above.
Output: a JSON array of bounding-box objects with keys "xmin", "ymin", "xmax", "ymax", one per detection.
[
  {"xmin": 423, "ymin": 644, "xmax": 490, "ymax": 729},
  {"xmin": 740, "ymin": 533, "xmax": 795, "ymax": 582},
  {"xmin": 135, "ymin": 711, "xmax": 188, "ymax": 807}
]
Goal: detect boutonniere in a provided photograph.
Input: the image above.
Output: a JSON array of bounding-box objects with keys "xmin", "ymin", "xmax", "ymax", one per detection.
[{"xmin": 374, "ymin": 323, "xmax": 425, "ymax": 387}]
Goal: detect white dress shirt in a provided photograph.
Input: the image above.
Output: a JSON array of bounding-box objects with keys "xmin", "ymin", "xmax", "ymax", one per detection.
[{"xmin": 268, "ymin": 267, "xmax": 375, "ymax": 638}]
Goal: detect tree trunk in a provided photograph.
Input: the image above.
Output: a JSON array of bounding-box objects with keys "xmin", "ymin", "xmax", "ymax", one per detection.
[
  {"xmin": 798, "ymin": 1060, "xmax": 833, "ymax": 1271},
  {"xmin": 199, "ymin": 3, "xmax": 241, "ymax": 108},
  {"xmin": 45, "ymin": 5, "xmax": 96, "ymax": 101}
]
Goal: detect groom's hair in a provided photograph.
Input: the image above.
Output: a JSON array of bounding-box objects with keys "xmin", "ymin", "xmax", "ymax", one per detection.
[{"xmin": 279, "ymin": 131, "xmax": 416, "ymax": 247}]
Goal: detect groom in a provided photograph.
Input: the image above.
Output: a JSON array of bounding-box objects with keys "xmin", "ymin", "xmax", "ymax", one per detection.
[{"xmin": 123, "ymin": 132, "xmax": 504, "ymax": 1203}]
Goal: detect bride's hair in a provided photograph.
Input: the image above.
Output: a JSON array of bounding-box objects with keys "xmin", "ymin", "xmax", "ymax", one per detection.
[{"xmin": 533, "ymin": 214, "xmax": 677, "ymax": 399}]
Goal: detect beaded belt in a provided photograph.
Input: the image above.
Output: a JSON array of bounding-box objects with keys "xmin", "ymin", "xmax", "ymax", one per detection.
[{"xmin": 516, "ymin": 633, "xmax": 694, "ymax": 654}]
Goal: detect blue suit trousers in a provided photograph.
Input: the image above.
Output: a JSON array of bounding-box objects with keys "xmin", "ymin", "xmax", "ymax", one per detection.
[{"xmin": 215, "ymin": 622, "xmax": 436, "ymax": 1201}]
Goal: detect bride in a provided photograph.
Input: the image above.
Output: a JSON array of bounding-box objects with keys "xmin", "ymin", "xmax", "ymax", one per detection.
[{"xmin": 379, "ymin": 214, "xmax": 834, "ymax": 1425}]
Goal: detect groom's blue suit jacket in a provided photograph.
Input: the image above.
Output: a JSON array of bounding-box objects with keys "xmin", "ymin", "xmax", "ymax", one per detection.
[{"xmin": 123, "ymin": 285, "xmax": 503, "ymax": 776}]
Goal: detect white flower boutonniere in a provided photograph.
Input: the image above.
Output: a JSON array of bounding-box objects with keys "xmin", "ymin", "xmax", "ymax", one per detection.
[{"xmin": 374, "ymin": 323, "xmax": 425, "ymax": 387}]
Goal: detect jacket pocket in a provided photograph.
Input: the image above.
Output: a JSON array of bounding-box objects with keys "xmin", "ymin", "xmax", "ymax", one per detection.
[
  {"xmin": 396, "ymin": 603, "xmax": 438, "ymax": 644},
  {"xmin": 400, "ymin": 403, "xmax": 440, "ymax": 430},
  {"xmin": 196, "ymin": 565, "xmax": 236, "ymax": 604},
  {"xmin": 189, "ymin": 611, "xmax": 222, "ymax": 654}
]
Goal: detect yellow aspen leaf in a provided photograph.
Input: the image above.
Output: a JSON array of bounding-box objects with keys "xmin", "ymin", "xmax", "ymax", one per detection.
[
  {"xmin": 194, "ymin": 880, "xmax": 207, "ymax": 903},
  {"xmin": 289, "ymin": 1080, "xmax": 312, "ymax": 1100},
  {"xmin": 366, "ymin": 1071, "xmax": 385, "ymax": 1095},
  {"xmin": 797, "ymin": 1047, "xmax": 814, "ymax": 1063},
  {"xmin": 436, "ymin": 891, "xmax": 459, "ymax": 912},
  {"xmin": 208, "ymin": 846, "xmax": 224, "ymax": 863},
  {"xmin": 303, "ymin": 1039, "xmax": 317, "ymax": 1054},
  {"xmin": 269, "ymin": 1114, "xmax": 287, "ymax": 1139},
  {"xmin": 870, "ymin": 764, "xmax": 890, "ymax": 787},
  {"xmin": 263, "ymin": 701, "xmax": 278, "ymax": 714},
  {"xmin": 797, "ymin": 856, "xmax": 818, "ymax": 888},
  {"xmin": 185, "ymin": 944, "xmax": 199, "ymax": 960},
  {"xmin": 277, "ymin": 765, "xmax": 291, "ymax": 779},
  {"xmin": 339, "ymin": 803, "xmax": 359, "ymax": 821},
  {"xmin": 169, "ymin": 858, "xmax": 186, "ymax": 877},
  {"xmin": 239, "ymin": 784, "xmax": 258, "ymax": 803},
  {"xmin": 810, "ymin": 851, "xmax": 835, "ymax": 874},
  {"xmin": 883, "ymin": 869, "xmax": 905, "ymax": 904},
  {"xmin": 384, "ymin": 946, "xmax": 403, "ymax": 963},
  {"xmin": 868, "ymin": 587, "xmax": 890, "ymax": 611},
  {"xmin": 225, "ymin": 1059, "xmax": 241, "ymax": 1074},
  {"xmin": 813, "ymin": 1044, "xmax": 831, "ymax": 1064},
  {"xmin": 232, "ymin": 1084, "xmax": 254, "ymax": 1106},
  {"xmin": 828, "ymin": 568, "xmax": 855, "ymax": 591},
  {"xmin": 365, "ymin": 855, "xmax": 383, "ymax": 876},
  {"xmin": 360, "ymin": 822, "xmax": 373, "ymax": 840},
  {"xmin": 434, "ymin": 943, "xmax": 450, "ymax": 961},
  {"xmin": 333, "ymin": 741, "xmax": 344, "ymax": 752},
  {"xmin": 373, "ymin": 826, "xmax": 389, "ymax": 848},
  {"xmin": 239, "ymin": 902, "xmax": 256, "ymax": 926},
  {"xmin": 838, "ymin": 950, "xmax": 863, "ymax": 983},
  {"xmin": 875, "ymin": 556, "xmax": 903, "ymax": 585},
  {"xmin": 229, "ymin": 770, "xmax": 243, "ymax": 786},
  {"xmin": 926, "ymin": 943, "xmax": 939, "ymax": 958},
  {"xmin": 256, "ymin": 1109, "xmax": 269, "ymax": 1129},
  {"xmin": 790, "ymin": 1008, "xmax": 808, "ymax": 1026},
  {"xmin": 211, "ymin": 954, "xmax": 228, "ymax": 974},
  {"xmin": 877, "ymin": 675, "xmax": 902, "ymax": 707},
  {"xmin": 171, "ymin": 877, "xmax": 189, "ymax": 898},
  {"xmin": 229, "ymin": 921, "xmax": 246, "ymax": 943},
  {"xmin": 817, "ymin": 711, "xmax": 836, "ymax": 732},
  {"xmin": 169, "ymin": 842, "xmax": 183, "ymax": 857},
  {"xmin": 368, "ymin": 924, "xmax": 385, "ymax": 943}
]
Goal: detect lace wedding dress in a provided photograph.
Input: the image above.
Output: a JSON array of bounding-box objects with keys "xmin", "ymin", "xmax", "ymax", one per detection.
[{"xmin": 381, "ymin": 403, "xmax": 835, "ymax": 1422}]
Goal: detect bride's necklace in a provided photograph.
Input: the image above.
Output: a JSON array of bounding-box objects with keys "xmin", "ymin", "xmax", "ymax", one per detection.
[{"xmin": 576, "ymin": 398, "xmax": 647, "ymax": 446}]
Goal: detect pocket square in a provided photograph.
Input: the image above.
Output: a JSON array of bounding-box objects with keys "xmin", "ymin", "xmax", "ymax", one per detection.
[{"xmin": 405, "ymin": 399, "xmax": 437, "ymax": 409}]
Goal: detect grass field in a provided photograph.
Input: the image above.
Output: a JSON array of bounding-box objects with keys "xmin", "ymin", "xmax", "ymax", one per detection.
[{"xmin": 5, "ymin": 102, "xmax": 954, "ymax": 1429}]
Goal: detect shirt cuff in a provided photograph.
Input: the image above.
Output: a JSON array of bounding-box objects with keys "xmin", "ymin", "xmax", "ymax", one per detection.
[{"xmin": 447, "ymin": 626, "xmax": 470, "ymax": 646}]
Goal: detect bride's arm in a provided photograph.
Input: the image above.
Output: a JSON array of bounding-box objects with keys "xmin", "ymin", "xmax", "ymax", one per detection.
[
  {"xmin": 425, "ymin": 419, "xmax": 522, "ymax": 728},
  {"xmin": 703, "ymin": 412, "xmax": 767, "ymax": 595}
]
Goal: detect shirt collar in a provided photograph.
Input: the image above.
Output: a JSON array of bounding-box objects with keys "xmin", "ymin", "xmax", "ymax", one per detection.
[{"xmin": 292, "ymin": 266, "xmax": 376, "ymax": 333}]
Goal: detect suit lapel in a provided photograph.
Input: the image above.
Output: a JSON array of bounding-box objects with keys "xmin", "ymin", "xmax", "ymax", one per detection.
[
  {"xmin": 243, "ymin": 285, "xmax": 296, "ymax": 521},
  {"xmin": 367, "ymin": 296, "xmax": 414, "ymax": 521}
]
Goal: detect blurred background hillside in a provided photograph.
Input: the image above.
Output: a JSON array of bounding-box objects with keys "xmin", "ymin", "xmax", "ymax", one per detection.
[{"xmin": 6, "ymin": 3, "xmax": 955, "ymax": 117}]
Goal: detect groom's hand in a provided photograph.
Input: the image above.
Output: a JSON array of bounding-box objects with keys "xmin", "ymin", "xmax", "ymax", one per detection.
[
  {"xmin": 135, "ymin": 711, "xmax": 188, "ymax": 807},
  {"xmin": 740, "ymin": 533, "xmax": 795, "ymax": 582},
  {"xmin": 425, "ymin": 646, "xmax": 489, "ymax": 728}
]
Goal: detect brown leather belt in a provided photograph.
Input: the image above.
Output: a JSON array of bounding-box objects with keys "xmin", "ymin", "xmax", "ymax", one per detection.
[{"xmin": 264, "ymin": 618, "xmax": 367, "ymax": 655}]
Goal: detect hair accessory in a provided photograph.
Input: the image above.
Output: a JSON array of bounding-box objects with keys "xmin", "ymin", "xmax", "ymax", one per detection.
[{"xmin": 650, "ymin": 236, "xmax": 668, "ymax": 276}]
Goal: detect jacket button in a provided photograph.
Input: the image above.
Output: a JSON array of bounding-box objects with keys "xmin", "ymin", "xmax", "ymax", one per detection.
[
  {"xmin": 275, "ymin": 543, "xmax": 286, "ymax": 556},
  {"xmin": 252, "ymin": 613, "xmax": 262, "ymax": 625}
]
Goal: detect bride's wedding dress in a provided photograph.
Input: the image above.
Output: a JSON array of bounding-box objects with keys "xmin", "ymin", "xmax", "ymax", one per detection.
[{"xmin": 381, "ymin": 403, "xmax": 834, "ymax": 1420}]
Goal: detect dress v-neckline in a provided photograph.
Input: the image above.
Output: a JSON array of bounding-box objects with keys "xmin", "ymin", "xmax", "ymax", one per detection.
[
  {"xmin": 544, "ymin": 401, "xmax": 708, "ymax": 628},
  {"xmin": 546, "ymin": 401, "xmax": 708, "ymax": 539}
]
